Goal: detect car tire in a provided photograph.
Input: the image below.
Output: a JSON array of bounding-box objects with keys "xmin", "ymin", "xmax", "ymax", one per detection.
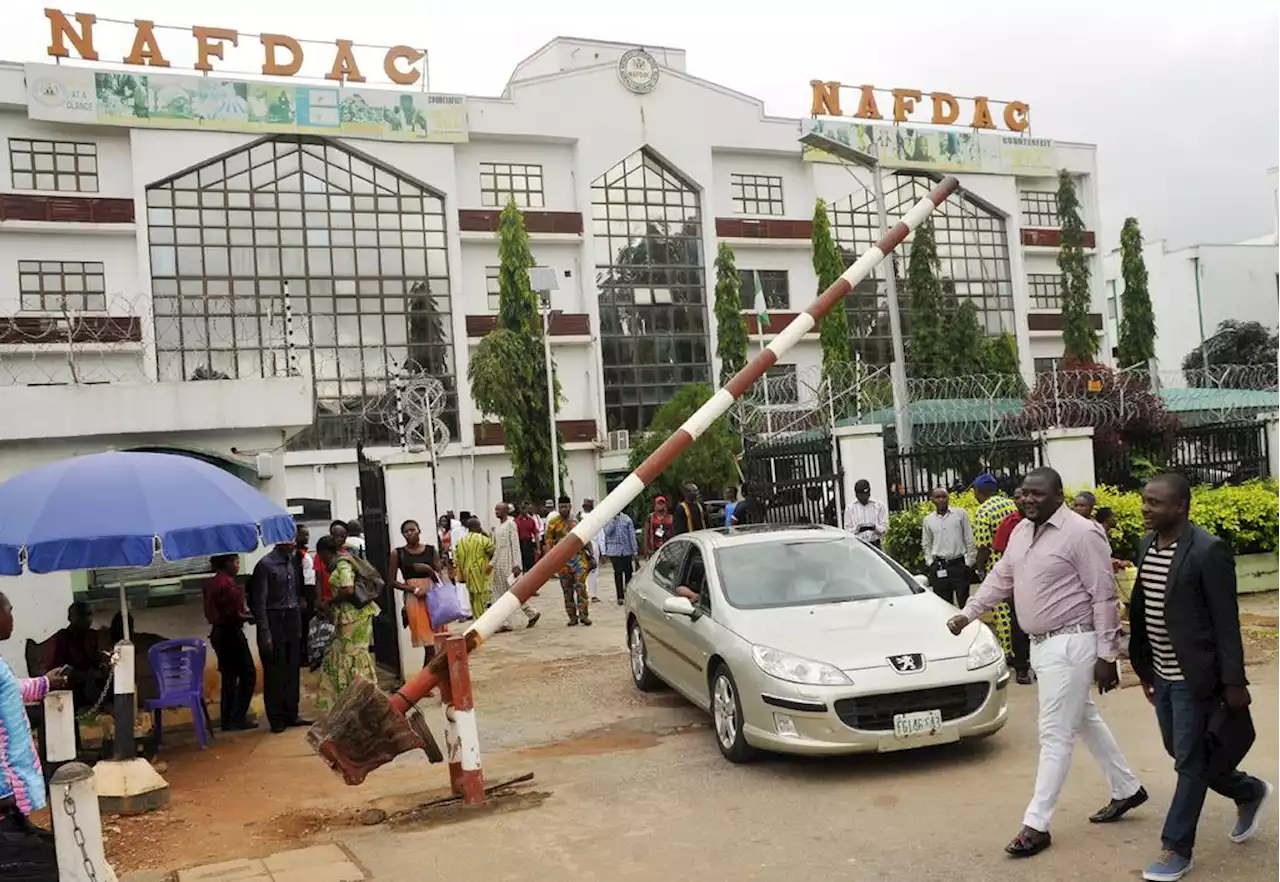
[
  {"xmin": 710, "ymin": 664, "xmax": 757, "ymax": 763},
  {"xmin": 628, "ymin": 620, "xmax": 661, "ymax": 692}
]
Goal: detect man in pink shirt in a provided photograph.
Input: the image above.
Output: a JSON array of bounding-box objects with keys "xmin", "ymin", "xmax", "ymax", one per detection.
[{"xmin": 947, "ymin": 467, "xmax": 1146, "ymax": 858}]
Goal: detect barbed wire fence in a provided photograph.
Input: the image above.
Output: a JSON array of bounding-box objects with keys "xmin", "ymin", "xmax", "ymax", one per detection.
[{"xmin": 2, "ymin": 295, "xmax": 1275, "ymax": 450}]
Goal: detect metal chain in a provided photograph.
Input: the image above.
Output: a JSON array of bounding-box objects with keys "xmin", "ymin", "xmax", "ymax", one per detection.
[
  {"xmin": 62, "ymin": 786, "xmax": 100, "ymax": 882},
  {"xmin": 77, "ymin": 648, "xmax": 119, "ymax": 723}
]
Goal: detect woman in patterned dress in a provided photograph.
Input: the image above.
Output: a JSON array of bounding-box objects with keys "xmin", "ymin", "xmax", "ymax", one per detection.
[
  {"xmin": 454, "ymin": 518, "xmax": 496, "ymax": 620},
  {"xmin": 313, "ymin": 536, "xmax": 380, "ymax": 713}
]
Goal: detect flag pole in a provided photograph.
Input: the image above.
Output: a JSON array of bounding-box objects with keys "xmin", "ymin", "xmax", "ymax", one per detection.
[{"xmin": 368, "ymin": 176, "xmax": 961, "ymax": 716}]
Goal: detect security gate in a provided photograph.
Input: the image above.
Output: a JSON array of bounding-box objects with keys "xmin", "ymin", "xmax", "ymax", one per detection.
[{"xmin": 741, "ymin": 434, "xmax": 843, "ymax": 526}]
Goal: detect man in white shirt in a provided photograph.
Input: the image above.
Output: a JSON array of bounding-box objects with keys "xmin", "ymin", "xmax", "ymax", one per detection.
[
  {"xmin": 844, "ymin": 479, "xmax": 888, "ymax": 548},
  {"xmin": 921, "ymin": 487, "xmax": 977, "ymax": 607}
]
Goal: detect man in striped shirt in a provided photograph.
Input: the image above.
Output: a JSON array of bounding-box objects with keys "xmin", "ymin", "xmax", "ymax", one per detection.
[{"xmin": 1130, "ymin": 473, "xmax": 1272, "ymax": 882}]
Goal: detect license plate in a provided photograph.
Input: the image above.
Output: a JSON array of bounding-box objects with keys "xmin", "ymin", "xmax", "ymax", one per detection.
[{"xmin": 893, "ymin": 709, "xmax": 943, "ymax": 738}]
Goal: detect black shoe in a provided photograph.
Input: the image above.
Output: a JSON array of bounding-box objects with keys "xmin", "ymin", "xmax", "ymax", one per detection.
[
  {"xmin": 1005, "ymin": 826, "xmax": 1051, "ymax": 857},
  {"xmin": 223, "ymin": 720, "xmax": 257, "ymax": 732},
  {"xmin": 270, "ymin": 725, "xmax": 287, "ymax": 734},
  {"xmin": 1015, "ymin": 670, "xmax": 1033, "ymax": 685},
  {"xmin": 1089, "ymin": 787, "xmax": 1148, "ymax": 823},
  {"xmin": 617, "ymin": 599, "xmax": 625, "ymax": 606},
  {"xmin": 286, "ymin": 718, "xmax": 315, "ymax": 728},
  {"xmin": 581, "ymin": 617, "xmax": 592, "ymax": 626},
  {"xmin": 527, "ymin": 612, "xmax": 541, "ymax": 629},
  {"xmin": 566, "ymin": 620, "xmax": 579, "ymax": 627}
]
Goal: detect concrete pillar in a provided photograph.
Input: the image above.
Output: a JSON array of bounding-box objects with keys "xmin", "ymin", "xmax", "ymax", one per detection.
[
  {"xmin": 1260, "ymin": 412, "xmax": 1279, "ymax": 479},
  {"xmin": 835, "ymin": 424, "xmax": 888, "ymax": 512},
  {"xmin": 1034, "ymin": 426, "xmax": 1096, "ymax": 490},
  {"xmin": 43, "ymin": 690, "xmax": 78, "ymax": 768},
  {"xmin": 52, "ymin": 761, "xmax": 119, "ymax": 882}
]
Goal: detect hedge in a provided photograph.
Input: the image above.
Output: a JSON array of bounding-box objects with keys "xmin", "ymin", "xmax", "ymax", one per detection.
[{"xmin": 883, "ymin": 479, "xmax": 1279, "ymax": 575}]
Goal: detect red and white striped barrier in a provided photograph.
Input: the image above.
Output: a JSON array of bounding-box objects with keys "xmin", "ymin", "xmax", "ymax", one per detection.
[{"xmin": 385, "ymin": 175, "xmax": 961, "ymax": 714}]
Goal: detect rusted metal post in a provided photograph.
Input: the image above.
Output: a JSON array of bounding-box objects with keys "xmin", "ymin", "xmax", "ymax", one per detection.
[
  {"xmin": 381, "ymin": 177, "xmax": 961, "ymax": 713},
  {"xmin": 444, "ymin": 635, "xmax": 484, "ymax": 805}
]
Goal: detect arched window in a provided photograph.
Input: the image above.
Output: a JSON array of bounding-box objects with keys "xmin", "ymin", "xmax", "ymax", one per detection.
[
  {"xmin": 829, "ymin": 174, "xmax": 1013, "ymax": 366},
  {"xmin": 146, "ymin": 135, "xmax": 455, "ymax": 449},
  {"xmin": 592, "ymin": 149, "xmax": 710, "ymax": 433}
]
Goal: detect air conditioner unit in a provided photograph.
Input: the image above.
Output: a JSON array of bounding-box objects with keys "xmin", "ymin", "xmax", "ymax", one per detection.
[{"xmin": 609, "ymin": 429, "xmax": 630, "ymax": 452}]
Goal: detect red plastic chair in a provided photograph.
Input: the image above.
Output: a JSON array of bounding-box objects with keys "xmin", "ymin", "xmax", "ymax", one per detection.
[{"xmin": 146, "ymin": 638, "xmax": 213, "ymax": 749}]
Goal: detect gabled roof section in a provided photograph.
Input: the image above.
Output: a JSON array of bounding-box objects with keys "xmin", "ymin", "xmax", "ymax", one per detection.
[{"xmin": 507, "ymin": 37, "xmax": 687, "ymax": 87}]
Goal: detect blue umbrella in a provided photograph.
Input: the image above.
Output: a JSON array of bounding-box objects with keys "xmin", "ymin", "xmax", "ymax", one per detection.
[{"xmin": 0, "ymin": 450, "xmax": 297, "ymax": 575}]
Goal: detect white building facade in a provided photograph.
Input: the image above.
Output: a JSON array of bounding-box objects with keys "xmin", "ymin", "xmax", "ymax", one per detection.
[{"xmin": 0, "ymin": 37, "xmax": 1110, "ymax": 523}]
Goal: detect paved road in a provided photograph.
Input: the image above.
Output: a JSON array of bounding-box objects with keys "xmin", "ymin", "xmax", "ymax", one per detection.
[{"xmin": 329, "ymin": 594, "xmax": 1279, "ymax": 881}]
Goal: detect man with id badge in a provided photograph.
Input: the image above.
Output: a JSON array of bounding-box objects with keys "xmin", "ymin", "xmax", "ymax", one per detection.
[{"xmin": 921, "ymin": 487, "xmax": 976, "ymax": 606}]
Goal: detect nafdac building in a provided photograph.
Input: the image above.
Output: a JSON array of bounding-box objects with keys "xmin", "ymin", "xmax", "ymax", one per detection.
[{"xmin": 0, "ymin": 28, "xmax": 1110, "ymax": 520}]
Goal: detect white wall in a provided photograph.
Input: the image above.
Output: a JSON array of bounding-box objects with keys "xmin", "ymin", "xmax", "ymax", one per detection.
[
  {"xmin": 454, "ymin": 140, "xmax": 577, "ymax": 211},
  {"xmin": 1103, "ymin": 239, "xmax": 1279, "ymax": 374},
  {"xmin": 0, "ymin": 110, "xmax": 134, "ymax": 199}
]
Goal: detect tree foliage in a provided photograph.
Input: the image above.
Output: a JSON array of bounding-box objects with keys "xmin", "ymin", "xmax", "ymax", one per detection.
[
  {"xmin": 713, "ymin": 243, "xmax": 748, "ymax": 386},
  {"xmin": 904, "ymin": 218, "xmax": 948, "ymax": 376},
  {"xmin": 627, "ymin": 384, "xmax": 739, "ymax": 513},
  {"xmin": 1116, "ymin": 217, "xmax": 1156, "ymax": 368},
  {"xmin": 1181, "ymin": 320, "xmax": 1279, "ymax": 387},
  {"xmin": 979, "ymin": 331, "xmax": 1022, "ymax": 377},
  {"xmin": 812, "ymin": 199, "xmax": 852, "ymax": 381},
  {"xmin": 467, "ymin": 200, "xmax": 564, "ymax": 500},
  {"xmin": 1057, "ymin": 170, "xmax": 1098, "ymax": 364}
]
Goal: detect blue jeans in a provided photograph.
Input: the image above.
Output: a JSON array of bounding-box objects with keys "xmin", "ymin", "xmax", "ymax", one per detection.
[{"xmin": 1154, "ymin": 676, "xmax": 1263, "ymax": 857}]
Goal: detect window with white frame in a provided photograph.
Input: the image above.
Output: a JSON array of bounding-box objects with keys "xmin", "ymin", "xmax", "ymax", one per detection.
[
  {"xmin": 1020, "ymin": 191, "xmax": 1060, "ymax": 228},
  {"xmin": 738, "ymin": 269, "xmax": 790, "ymax": 311},
  {"xmin": 1027, "ymin": 273, "xmax": 1062, "ymax": 309},
  {"xmin": 730, "ymin": 173, "xmax": 784, "ymax": 216},
  {"xmin": 19, "ymin": 260, "xmax": 107, "ymax": 312},
  {"xmin": 9, "ymin": 138, "xmax": 98, "ymax": 192},
  {"xmin": 485, "ymin": 266, "xmax": 501, "ymax": 312},
  {"xmin": 480, "ymin": 162, "xmax": 544, "ymax": 208}
]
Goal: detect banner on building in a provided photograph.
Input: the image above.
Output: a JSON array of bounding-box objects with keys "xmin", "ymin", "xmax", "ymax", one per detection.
[
  {"xmin": 801, "ymin": 118, "xmax": 1057, "ymax": 177},
  {"xmin": 24, "ymin": 63, "xmax": 469, "ymax": 143}
]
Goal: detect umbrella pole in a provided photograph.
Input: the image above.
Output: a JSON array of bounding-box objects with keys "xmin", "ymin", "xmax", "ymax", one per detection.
[{"xmin": 112, "ymin": 582, "xmax": 134, "ymax": 763}]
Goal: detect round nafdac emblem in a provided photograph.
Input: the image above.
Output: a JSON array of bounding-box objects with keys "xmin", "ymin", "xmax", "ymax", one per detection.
[
  {"xmin": 618, "ymin": 48, "xmax": 660, "ymax": 94},
  {"xmin": 32, "ymin": 77, "xmax": 64, "ymax": 107}
]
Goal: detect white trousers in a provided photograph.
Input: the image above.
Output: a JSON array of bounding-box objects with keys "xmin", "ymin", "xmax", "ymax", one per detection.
[
  {"xmin": 587, "ymin": 566, "xmax": 599, "ymax": 599},
  {"xmin": 1023, "ymin": 631, "xmax": 1142, "ymax": 832}
]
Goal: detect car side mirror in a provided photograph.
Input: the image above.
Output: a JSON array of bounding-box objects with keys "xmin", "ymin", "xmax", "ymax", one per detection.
[
  {"xmin": 662, "ymin": 595, "xmax": 696, "ymax": 618},
  {"xmin": 913, "ymin": 574, "xmax": 932, "ymax": 591}
]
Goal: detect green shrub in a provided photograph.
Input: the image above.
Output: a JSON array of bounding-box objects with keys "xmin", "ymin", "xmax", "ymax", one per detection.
[{"xmin": 883, "ymin": 480, "xmax": 1280, "ymax": 568}]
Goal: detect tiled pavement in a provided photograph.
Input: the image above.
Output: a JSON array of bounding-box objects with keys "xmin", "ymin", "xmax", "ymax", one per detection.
[{"xmin": 175, "ymin": 845, "xmax": 365, "ymax": 882}]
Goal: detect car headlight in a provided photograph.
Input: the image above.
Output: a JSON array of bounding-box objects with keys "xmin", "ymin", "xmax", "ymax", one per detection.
[
  {"xmin": 751, "ymin": 645, "xmax": 850, "ymax": 685},
  {"xmin": 966, "ymin": 626, "xmax": 1004, "ymax": 670}
]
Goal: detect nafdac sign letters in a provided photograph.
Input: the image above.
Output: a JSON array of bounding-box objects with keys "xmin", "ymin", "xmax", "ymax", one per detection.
[
  {"xmin": 44, "ymin": 8, "xmax": 426, "ymax": 85},
  {"xmin": 810, "ymin": 81, "xmax": 1030, "ymax": 133}
]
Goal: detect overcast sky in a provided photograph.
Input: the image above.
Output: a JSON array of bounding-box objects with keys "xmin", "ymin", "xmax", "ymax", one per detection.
[{"xmin": 5, "ymin": 0, "xmax": 1277, "ymax": 249}]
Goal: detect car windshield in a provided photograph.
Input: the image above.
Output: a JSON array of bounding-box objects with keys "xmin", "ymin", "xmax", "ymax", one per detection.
[{"xmin": 715, "ymin": 536, "xmax": 920, "ymax": 609}]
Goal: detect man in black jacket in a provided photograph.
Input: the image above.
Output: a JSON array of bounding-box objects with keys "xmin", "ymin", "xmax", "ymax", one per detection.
[
  {"xmin": 250, "ymin": 541, "xmax": 312, "ymax": 734},
  {"xmin": 1129, "ymin": 473, "xmax": 1272, "ymax": 882},
  {"xmin": 671, "ymin": 483, "xmax": 707, "ymax": 536}
]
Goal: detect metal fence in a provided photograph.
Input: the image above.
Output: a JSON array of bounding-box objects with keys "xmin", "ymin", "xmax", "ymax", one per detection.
[
  {"xmin": 740, "ymin": 434, "xmax": 843, "ymax": 526},
  {"xmin": 1096, "ymin": 421, "xmax": 1270, "ymax": 491},
  {"xmin": 885, "ymin": 439, "xmax": 1042, "ymax": 512}
]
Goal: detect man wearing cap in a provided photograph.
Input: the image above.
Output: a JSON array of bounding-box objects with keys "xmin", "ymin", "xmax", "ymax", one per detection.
[
  {"xmin": 844, "ymin": 478, "xmax": 888, "ymax": 548},
  {"xmin": 973, "ymin": 473, "xmax": 1030, "ymax": 685},
  {"xmin": 644, "ymin": 495, "xmax": 673, "ymax": 556}
]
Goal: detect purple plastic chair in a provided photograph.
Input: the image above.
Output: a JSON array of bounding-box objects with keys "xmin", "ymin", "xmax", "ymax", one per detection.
[{"xmin": 146, "ymin": 638, "xmax": 214, "ymax": 750}]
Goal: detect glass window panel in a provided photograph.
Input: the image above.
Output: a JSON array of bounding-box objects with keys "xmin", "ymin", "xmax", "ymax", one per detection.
[{"xmin": 145, "ymin": 135, "xmax": 455, "ymax": 448}]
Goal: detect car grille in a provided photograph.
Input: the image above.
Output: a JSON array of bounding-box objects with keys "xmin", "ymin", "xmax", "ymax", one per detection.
[{"xmin": 833, "ymin": 683, "xmax": 990, "ymax": 731}]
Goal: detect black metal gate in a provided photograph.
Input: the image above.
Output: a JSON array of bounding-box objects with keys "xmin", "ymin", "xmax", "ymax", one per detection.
[
  {"xmin": 356, "ymin": 444, "xmax": 400, "ymax": 675},
  {"xmin": 886, "ymin": 440, "xmax": 1041, "ymax": 511},
  {"xmin": 741, "ymin": 434, "xmax": 843, "ymax": 526}
]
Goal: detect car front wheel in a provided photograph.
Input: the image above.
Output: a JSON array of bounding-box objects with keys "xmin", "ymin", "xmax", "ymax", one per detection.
[
  {"xmin": 628, "ymin": 620, "xmax": 661, "ymax": 692},
  {"xmin": 710, "ymin": 664, "xmax": 756, "ymax": 763}
]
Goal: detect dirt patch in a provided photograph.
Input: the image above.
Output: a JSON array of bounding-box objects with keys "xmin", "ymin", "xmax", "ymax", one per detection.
[{"xmin": 388, "ymin": 787, "xmax": 553, "ymax": 829}]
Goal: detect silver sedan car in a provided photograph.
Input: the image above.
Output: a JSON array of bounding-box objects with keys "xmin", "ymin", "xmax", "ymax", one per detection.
[{"xmin": 624, "ymin": 524, "xmax": 1009, "ymax": 762}]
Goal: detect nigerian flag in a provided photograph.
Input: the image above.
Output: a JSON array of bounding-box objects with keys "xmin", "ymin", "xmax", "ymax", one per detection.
[{"xmin": 752, "ymin": 273, "xmax": 769, "ymax": 333}]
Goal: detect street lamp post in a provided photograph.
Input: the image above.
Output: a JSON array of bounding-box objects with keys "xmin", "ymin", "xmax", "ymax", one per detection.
[
  {"xmin": 530, "ymin": 266, "xmax": 561, "ymax": 500},
  {"xmin": 799, "ymin": 131, "xmax": 914, "ymax": 452}
]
